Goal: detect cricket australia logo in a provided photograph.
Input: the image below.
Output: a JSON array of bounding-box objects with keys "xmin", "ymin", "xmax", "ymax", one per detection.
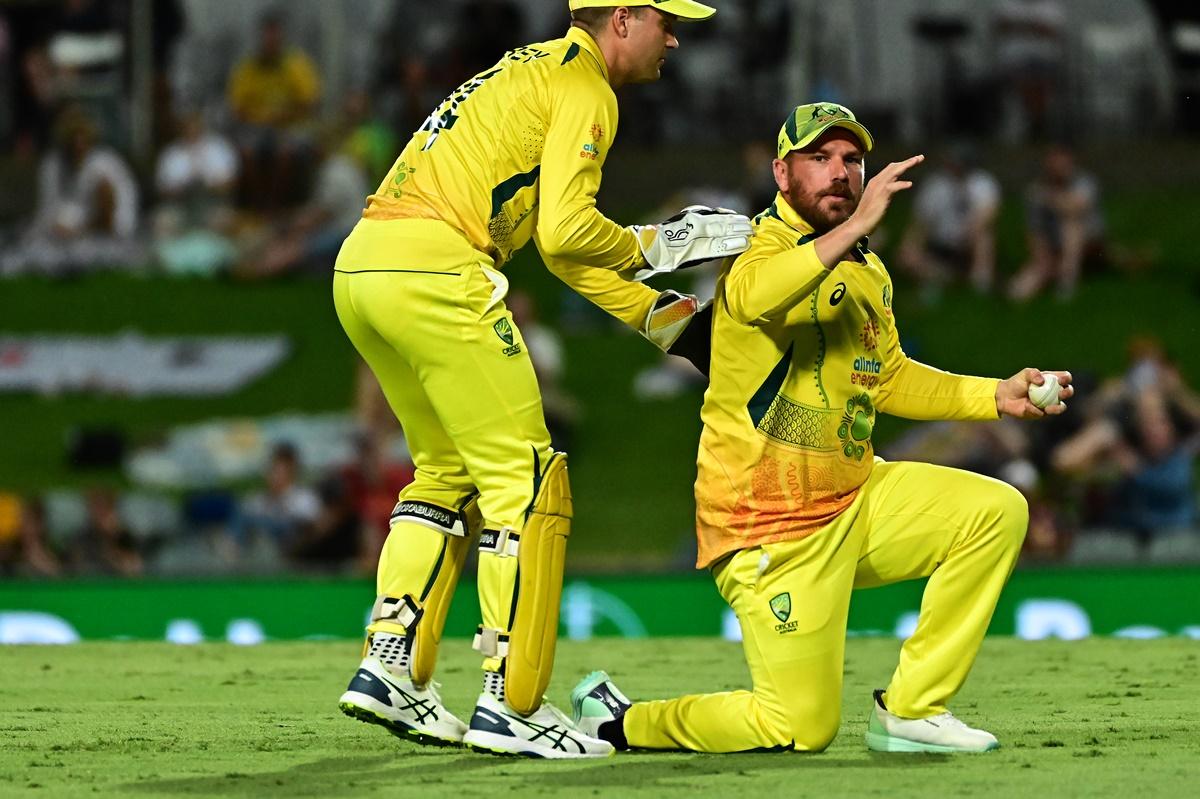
[
  {"xmin": 493, "ymin": 318, "xmax": 522, "ymax": 357},
  {"xmin": 389, "ymin": 161, "xmax": 416, "ymax": 199},
  {"xmin": 770, "ymin": 592, "xmax": 797, "ymax": 633}
]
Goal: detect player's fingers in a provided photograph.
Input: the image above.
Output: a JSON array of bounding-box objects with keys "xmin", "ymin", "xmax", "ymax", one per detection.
[
  {"xmin": 1023, "ymin": 367, "xmax": 1044, "ymax": 385},
  {"xmin": 893, "ymin": 180, "xmax": 913, "ymax": 192},
  {"xmin": 1059, "ymin": 384, "xmax": 1076, "ymax": 400},
  {"xmin": 1046, "ymin": 401, "xmax": 1068, "ymax": 415},
  {"xmin": 1047, "ymin": 370, "xmax": 1073, "ymax": 386},
  {"xmin": 886, "ymin": 154, "xmax": 925, "ymax": 177},
  {"xmin": 1025, "ymin": 400, "xmax": 1046, "ymax": 418}
]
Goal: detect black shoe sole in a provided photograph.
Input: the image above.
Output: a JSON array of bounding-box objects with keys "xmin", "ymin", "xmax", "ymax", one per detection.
[{"xmin": 339, "ymin": 702, "xmax": 463, "ymax": 749}]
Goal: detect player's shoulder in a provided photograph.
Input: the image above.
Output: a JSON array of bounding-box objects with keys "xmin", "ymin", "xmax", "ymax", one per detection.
[{"xmin": 746, "ymin": 204, "xmax": 805, "ymax": 254}]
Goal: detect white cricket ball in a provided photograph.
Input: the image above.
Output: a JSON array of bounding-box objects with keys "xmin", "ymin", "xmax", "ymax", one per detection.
[{"xmin": 1028, "ymin": 373, "xmax": 1061, "ymax": 409}]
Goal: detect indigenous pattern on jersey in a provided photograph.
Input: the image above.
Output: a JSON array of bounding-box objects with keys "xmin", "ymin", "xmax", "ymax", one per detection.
[
  {"xmin": 694, "ymin": 193, "xmax": 1001, "ymax": 567},
  {"xmin": 362, "ymin": 27, "xmax": 640, "ymax": 273}
]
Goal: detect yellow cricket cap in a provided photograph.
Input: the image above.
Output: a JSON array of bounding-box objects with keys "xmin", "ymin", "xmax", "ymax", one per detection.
[
  {"xmin": 777, "ymin": 102, "xmax": 874, "ymax": 158},
  {"xmin": 568, "ymin": 1, "xmax": 716, "ymax": 22}
]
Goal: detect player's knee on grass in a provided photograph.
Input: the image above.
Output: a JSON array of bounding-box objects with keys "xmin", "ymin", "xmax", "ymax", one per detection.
[
  {"xmin": 771, "ymin": 694, "xmax": 839, "ymax": 753},
  {"xmin": 787, "ymin": 714, "xmax": 839, "ymax": 753}
]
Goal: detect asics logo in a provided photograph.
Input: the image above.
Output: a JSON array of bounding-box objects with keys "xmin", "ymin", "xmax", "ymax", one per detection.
[
  {"xmin": 830, "ymin": 282, "xmax": 847, "ymax": 306},
  {"xmin": 376, "ymin": 669, "xmax": 440, "ymax": 724},
  {"xmin": 503, "ymin": 712, "xmax": 585, "ymax": 753}
]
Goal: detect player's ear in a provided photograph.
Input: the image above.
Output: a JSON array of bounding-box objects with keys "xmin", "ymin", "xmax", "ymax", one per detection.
[
  {"xmin": 772, "ymin": 158, "xmax": 789, "ymax": 193},
  {"xmin": 612, "ymin": 7, "xmax": 632, "ymax": 38}
]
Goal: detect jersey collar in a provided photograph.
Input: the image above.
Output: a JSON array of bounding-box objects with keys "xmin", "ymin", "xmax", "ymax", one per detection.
[
  {"xmin": 566, "ymin": 26, "xmax": 610, "ymax": 83},
  {"xmin": 767, "ymin": 191, "xmax": 870, "ymax": 254}
]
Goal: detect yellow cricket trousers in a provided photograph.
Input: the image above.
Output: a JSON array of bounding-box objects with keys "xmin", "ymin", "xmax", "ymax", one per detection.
[
  {"xmin": 332, "ymin": 218, "xmax": 553, "ymax": 686},
  {"xmin": 625, "ymin": 460, "xmax": 1028, "ymax": 752}
]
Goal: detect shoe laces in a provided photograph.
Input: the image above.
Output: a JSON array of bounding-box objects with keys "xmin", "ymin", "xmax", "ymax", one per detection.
[
  {"xmin": 928, "ymin": 711, "xmax": 969, "ymax": 731},
  {"xmin": 541, "ymin": 701, "xmax": 578, "ymax": 731}
]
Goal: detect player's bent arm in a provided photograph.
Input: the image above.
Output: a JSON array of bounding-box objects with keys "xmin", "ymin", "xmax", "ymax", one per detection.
[
  {"xmin": 539, "ymin": 236, "xmax": 657, "ymax": 328},
  {"xmin": 724, "ymin": 241, "xmax": 832, "ymax": 326},
  {"xmin": 875, "ymin": 357, "xmax": 1001, "ymax": 421},
  {"xmin": 536, "ymin": 70, "xmax": 643, "ymax": 270}
]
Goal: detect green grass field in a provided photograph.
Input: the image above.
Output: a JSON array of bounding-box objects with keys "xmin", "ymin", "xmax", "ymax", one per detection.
[{"xmin": 1, "ymin": 638, "xmax": 1195, "ymax": 797}]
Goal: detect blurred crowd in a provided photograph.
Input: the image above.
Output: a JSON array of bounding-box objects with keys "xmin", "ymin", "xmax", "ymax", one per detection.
[
  {"xmin": 883, "ymin": 335, "xmax": 1200, "ymax": 564},
  {"xmin": 0, "ymin": 1, "xmax": 1196, "ymax": 577},
  {"xmin": 0, "ymin": 2, "xmax": 396, "ymax": 278}
]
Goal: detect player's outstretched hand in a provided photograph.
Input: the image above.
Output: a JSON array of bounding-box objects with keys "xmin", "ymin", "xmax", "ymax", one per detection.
[
  {"xmin": 847, "ymin": 154, "xmax": 924, "ymax": 238},
  {"xmin": 996, "ymin": 367, "xmax": 1075, "ymax": 418},
  {"xmin": 632, "ymin": 205, "xmax": 754, "ymax": 281}
]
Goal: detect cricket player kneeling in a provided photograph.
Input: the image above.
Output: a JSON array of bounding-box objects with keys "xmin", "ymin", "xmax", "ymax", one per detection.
[{"xmin": 570, "ymin": 102, "xmax": 1073, "ymax": 755}]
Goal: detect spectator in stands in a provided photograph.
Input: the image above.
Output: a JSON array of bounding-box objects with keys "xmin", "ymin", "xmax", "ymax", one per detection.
[
  {"xmin": 234, "ymin": 442, "xmax": 320, "ymax": 553},
  {"xmin": 3, "ymin": 105, "xmax": 141, "ymax": 276},
  {"xmin": 898, "ymin": 145, "xmax": 1001, "ymax": 301},
  {"xmin": 288, "ymin": 472, "xmax": 361, "ymax": 572},
  {"xmin": 35, "ymin": 105, "xmax": 137, "ymax": 239},
  {"xmin": 226, "ymin": 9, "xmax": 320, "ymax": 212},
  {"xmin": 70, "ymin": 488, "xmax": 143, "ymax": 577},
  {"xmin": 3, "ymin": 497, "xmax": 62, "ymax": 578},
  {"xmin": 155, "ymin": 109, "xmax": 238, "ymax": 225},
  {"xmin": 1053, "ymin": 380, "xmax": 1200, "ymax": 543},
  {"xmin": 238, "ymin": 127, "xmax": 369, "ymax": 278},
  {"xmin": 0, "ymin": 492, "xmax": 23, "ymax": 576},
  {"xmin": 339, "ymin": 433, "xmax": 414, "ymax": 572},
  {"xmin": 152, "ymin": 108, "xmax": 239, "ymax": 275},
  {"xmin": 1008, "ymin": 145, "xmax": 1105, "ymax": 302}
]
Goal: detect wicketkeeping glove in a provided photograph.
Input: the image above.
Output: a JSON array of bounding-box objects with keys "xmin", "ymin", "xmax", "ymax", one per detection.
[
  {"xmin": 640, "ymin": 290, "xmax": 714, "ymax": 377},
  {"xmin": 631, "ymin": 205, "xmax": 754, "ymax": 281}
]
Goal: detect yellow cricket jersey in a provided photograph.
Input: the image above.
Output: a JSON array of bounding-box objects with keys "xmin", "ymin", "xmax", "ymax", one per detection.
[
  {"xmin": 694, "ymin": 193, "xmax": 1001, "ymax": 567},
  {"xmin": 352, "ymin": 26, "xmax": 654, "ymax": 328}
]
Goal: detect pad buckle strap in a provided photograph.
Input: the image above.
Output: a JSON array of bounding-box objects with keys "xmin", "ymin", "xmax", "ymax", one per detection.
[
  {"xmin": 472, "ymin": 626, "xmax": 511, "ymax": 658},
  {"xmin": 478, "ymin": 527, "xmax": 520, "ymax": 558},
  {"xmin": 372, "ymin": 594, "xmax": 422, "ymax": 629},
  {"xmin": 389, "ymin": 500, "xmax": 469, "ymax": 537}
]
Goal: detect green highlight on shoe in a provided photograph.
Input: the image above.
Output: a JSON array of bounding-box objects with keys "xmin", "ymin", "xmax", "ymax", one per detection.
[
  {"xmin": 865, "ymin": 713, "xmax": 1000, "ymax": 754},
  {"xmin": 570, "ymin": 670, "xmax": 612, "ymax": 722}
]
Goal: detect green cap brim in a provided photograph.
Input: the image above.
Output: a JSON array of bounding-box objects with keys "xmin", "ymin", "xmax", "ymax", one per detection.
[{"xmin": 778, "ymin": 119, "xmax": 874, "ymax": 158}]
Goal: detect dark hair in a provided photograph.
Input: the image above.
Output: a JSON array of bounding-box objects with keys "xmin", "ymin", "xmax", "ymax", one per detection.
[{"xmin": 271, "ymin": 442, "xmax": 299, "ymax": 466}]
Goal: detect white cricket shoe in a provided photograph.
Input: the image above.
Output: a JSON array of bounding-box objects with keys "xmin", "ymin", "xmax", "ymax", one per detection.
[
  {"xmin": 462, "ymin": 692, "xmax": 614, "ymax": 759},
  {"xmin": 571, "ymin": 670, "xmax": 631, "ymax": 739},
  {"xmin": 338, "ymin": 656, "xmax": 467, "ymax": 747},
  {"xmin": 865, "ymin": 690, "xmax": 1000, "ymax": 753}
]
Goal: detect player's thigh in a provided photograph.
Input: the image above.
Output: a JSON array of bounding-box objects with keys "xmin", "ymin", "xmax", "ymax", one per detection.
[
  {"xmin": 349, "ymin": 266, "xmax": 551, "ymax": 526},
  {"xmin": 332, "ymin": 272, "xmax": 472, "ymax": 502},
  {"xmin": 852, "ymin": 460, "xmax": 1027, "ymax": 589},
  {"xmin": 718, "ymin": 528, "xmax": 859, "ymax": 750}
]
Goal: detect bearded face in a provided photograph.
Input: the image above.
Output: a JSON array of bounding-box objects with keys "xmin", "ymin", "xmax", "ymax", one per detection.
[{"xmin": 774, "ymin": 129, "xmax": 866, "ymax": 234}]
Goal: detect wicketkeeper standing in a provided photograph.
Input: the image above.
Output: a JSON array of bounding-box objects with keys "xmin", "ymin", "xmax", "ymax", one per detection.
[{"xmin": 334, "ymin": 1, "xmax": 750, "ymax": 758}]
